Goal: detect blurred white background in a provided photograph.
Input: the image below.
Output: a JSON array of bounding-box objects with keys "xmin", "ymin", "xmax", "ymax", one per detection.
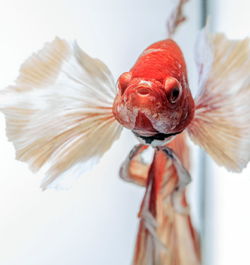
[
  {"xmin": 0, "ymin": 1, "xmax": 201, "ymax": 265},
  {"xmin": 0, "ymin": 0, "xmax": 249, "ymax": 265}
]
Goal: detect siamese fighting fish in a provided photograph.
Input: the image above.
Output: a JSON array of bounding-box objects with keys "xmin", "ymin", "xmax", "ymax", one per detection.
[{"xmin": 1, "ymin": 0, "xmax": 250, "ymax": 264}]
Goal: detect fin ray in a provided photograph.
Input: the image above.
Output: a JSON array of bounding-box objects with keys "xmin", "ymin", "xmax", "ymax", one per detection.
[
  {"xmin": 188, "ymin": 29, "xmax": 250, "ymax": 171},
  {"xmin": 0, "ymin": 38, "xmax": 122, "ymax": 189}
]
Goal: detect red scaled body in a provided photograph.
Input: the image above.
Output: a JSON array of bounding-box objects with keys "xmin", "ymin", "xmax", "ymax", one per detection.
[
  {"xmin": 113, "ymin": 40, "xmax": 195, "ymax": 138},
  {"xmin": 131, "ymin": 40, "xmax": 188, "ymax": 82}
]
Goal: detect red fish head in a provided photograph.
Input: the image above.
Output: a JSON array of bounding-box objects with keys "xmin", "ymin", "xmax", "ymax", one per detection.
[{"xmin": 112, "ymin": 71, "xmax": 195, "ymax": 144}]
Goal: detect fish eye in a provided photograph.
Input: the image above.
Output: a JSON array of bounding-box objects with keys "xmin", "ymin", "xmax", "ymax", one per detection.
[
  {"xmin": 164, "ymin": 77, "xmax": 182, "ymax": 104},
  {"xmin": 168, "ymin": 87, "xmax": 181, "ymax": 103}
]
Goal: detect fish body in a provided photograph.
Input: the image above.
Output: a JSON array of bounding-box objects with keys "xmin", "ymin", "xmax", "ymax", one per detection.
[
  {"xmin": 116, "ymin": 38, "xmax": 201, "ymax": 262},
  {"xmin": 113, "ymin": 40, "xmax": 195, "ymax": 141}
]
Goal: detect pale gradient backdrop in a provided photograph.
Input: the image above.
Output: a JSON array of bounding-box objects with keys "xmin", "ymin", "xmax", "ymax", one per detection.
[
  {"xmin": 0, "ymin": 1, "xmax": 201, "ymax": 265},
  {"xmin": 1, "ymin": 1, "xmax": 249, "ymax": 265}
]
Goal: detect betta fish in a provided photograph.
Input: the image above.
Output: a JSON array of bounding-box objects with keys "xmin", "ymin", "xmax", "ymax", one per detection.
[{"xmin": 0, "ymin": 0, "xmax": 250, "ymax": 264}]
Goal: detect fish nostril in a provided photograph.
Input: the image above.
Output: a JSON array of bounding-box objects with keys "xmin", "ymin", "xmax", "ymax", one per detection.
[{"xmin": 136, "ymin": 87, "xmax": 150, "ymax": 96}]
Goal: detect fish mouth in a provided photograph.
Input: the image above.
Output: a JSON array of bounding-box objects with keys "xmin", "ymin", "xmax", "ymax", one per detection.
[{"xmin": 133, "ymin": 130, "xmax": 183, "ymax": 145}]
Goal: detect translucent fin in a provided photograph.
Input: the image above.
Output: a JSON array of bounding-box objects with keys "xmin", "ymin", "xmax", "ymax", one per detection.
[
  {"xmin": 166, "ymin": 0, "xmax": 189, "ymax": 38},
  {"xmin": 133, "ymin": 148, "xmax": 200, "ymax": 265},
  {"xmin": 119, "ymin": 144, "xmax": 153, "ymax": 187},
  {"xmin": 188, "ymin": 28, "xmax": 250, "ymax": 172},
  {"xmin": 0, "ymin": 38, "xmax": 122, "ymax": 189},
  {"xmin": 167, "ymin": 133, "xmax": 190, "ymax": 170}
]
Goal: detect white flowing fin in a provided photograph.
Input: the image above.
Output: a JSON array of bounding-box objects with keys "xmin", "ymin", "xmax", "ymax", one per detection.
[
  {"xmin": 166, "ymin": 0, "xmax": 189, "ymax": 38},
  {"xmin": 188, "ymin": 28, "xmax": 250, "ymax": 172},
  {"xmin": 133, "ymin": 148, "xmax": 200, "ymax": 265},
  {"xmin": 0, "ymin": 38, "xmax": 122, "ymax": 189},
  {"xmin": 119, "ymin": 144, "xmax": 153, "ymax": 187}
]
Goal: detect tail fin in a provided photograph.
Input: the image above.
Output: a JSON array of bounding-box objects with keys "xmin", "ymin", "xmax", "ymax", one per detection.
[
  {"xmin": 119, "ymin": 144, "xmax": 152, "ymax": 187},
  {"xmin": 0, "ymin": 38, "xmax": 122, "ymax": 189},
  {"xmin": 188, "ymin": 27, "xmax": 250, "ymax": 172},
  {"xmin": 132, "ymin": 137, "xmax": 200, "ymax": 265}
]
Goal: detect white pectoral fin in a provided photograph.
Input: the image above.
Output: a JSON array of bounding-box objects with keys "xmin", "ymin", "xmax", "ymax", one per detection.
[
  {"xmin": 188, "ymin": 28, "xmax": 250, "ymax": 172},
  {"xmin": 0, "ymin": 38, "xmax": 122, "ymax": 189}
]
